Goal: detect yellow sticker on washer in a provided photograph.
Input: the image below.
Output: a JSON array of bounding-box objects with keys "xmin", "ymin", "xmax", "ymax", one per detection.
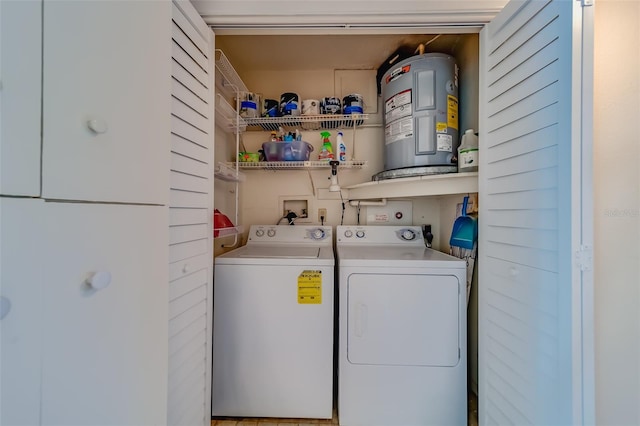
[
  {"xmin": 298, "ymin": 270, "xmax": 322, "ymax": 304},
  {"xmin": 436, "ymin": 122, "xmax": 448, "ymax": 133},
  {"xmin": 447, "ymin": 95, "xmax": 459, "ymax": 130}
]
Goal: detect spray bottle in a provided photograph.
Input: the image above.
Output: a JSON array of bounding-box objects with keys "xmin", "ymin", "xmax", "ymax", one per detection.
[
  {"xmin": 337, "ymin": 131, "xmax": 346, "ymax": 161},
  {"xmin": 318, "ymin": 131, "xmax": 334, "ymax": 160}
]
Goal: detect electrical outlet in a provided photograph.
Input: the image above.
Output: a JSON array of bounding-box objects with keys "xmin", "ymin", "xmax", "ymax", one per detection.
[{"xmin": 318, "ymin": 208, "xmax": 327, "ymax": 222}]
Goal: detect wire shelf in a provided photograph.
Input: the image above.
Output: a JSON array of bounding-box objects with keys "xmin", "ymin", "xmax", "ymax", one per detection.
[
  {"xmin": 243, "ymin": 114, "xmax": 368, "ymax": 131},
  {"xmin": 214, "ymin": 162, "xmax": 245, "ymax": 182},
  {"xmin": 228, "ymin": 160, "xmax": 367, "ymax": 170},
  {"xmin": 214, "ymin": 49, "xmax": 248, "ymax": 94},
  {"xmin": 214, "ymin": 225, "xmax": 244, "ymax": 238},
  {"xmin": 215, "ymin": 94, "xmax": 246, "ymax": 133}
]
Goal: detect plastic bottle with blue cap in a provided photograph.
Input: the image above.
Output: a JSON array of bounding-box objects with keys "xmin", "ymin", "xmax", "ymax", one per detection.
[{"xmin": 337, "ymin": 131, "xmax": 346, "ymax": 162}]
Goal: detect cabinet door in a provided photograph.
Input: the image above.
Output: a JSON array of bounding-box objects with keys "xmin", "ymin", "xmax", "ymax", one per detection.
[
  {"xmin": 39, "ymin": 203, "xmax": 169, "ymax": 426},
  {"xmin": 0, "ymin": 0, "xmax": 42, "ymax": 196},
  {"xmin": 41, "ymin": 1, "xmax": 171, "ymax": 204},
  {"xmin": 0, "ymin": 198, "xmax": 44, "ymax": 425}
]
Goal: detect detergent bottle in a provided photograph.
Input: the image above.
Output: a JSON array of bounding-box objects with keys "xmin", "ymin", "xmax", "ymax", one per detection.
[
  {"xmin": 318, "ymin": 131, "xmax": 334, "ymax": 160},
  {"xmin": 458, "ymin": 129, "xmax": 479, "ymax": 173}
]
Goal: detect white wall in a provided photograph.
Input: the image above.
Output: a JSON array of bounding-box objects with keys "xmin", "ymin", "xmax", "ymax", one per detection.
[{"xmin": 594, "ymin": 1, "xmax": 640, "ymax": 424}]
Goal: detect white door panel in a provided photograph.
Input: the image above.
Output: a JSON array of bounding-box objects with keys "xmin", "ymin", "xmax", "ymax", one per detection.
[
  {"xmin": 172, "ymin": 122, "xmax": 211, "ymax": 153},
  {"xmin": 479, "ymin": 0, "xmax": 594, "ymax": 423},
  {"xmin": 39, "ymin": 203, "xmax": 168, "ymax": 426},
  {"xmin": 0, "ymin": 198, "xmax": 44, "ymax": 425},
  {"xmin": 212, "ymin": 264, "xmax": 334, "ymax": 418},
  {"xmin": 347, "ymin": 273, "xmax": 460, "ymax": 367},
  {"xmin": 41, "ymin": 1, "xmax": 171, "ymax": 204},
  {"xmin": 169, "ymin": 252, "xmax": 210, "ymax": 282},
  {"xmin": 172, "ymin": 41, "xmax": 210, "ymax": 89},
  {"xmin": 171, "ymin": 3, "xmax": 209, "ymax": 55},
  {"xmin": 0, "ymin": 0, "xmax": 42, "ymax": 196},
  {"xmin": 170, "ymin": 189, "xmax": 210, "ymax": 208},
  {"xmin": 172, "ymin": 97, "xmax": 210, "ymax": 133},
  {"xmin": 169, "ymin": 1, "xmax": 215, "ymax": 424}
]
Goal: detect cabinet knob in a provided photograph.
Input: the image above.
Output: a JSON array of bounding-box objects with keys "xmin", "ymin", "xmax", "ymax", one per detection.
[
  {"xmin": 182, "ymin": 264, "xmax": 189, "ymax": 274},
  {"xmin": 86, "ymin": 271, "xmax": 112, "ymax": 290},
  {"xmin": 87, "ymin": 118, "xmax": 108, "ymax": 134},
  {"xmin": 508, "ymin": 267, "xmax": 519, "ymax": 277},
  {"xmin": 0, "ymin": 296, "xmax": 11, "ymax": 320}
]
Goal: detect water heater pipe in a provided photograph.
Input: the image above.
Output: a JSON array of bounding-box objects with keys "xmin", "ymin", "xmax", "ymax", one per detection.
[{"xmin": 349, "ymin": 199, "xmax": 388, "ymax": 207}]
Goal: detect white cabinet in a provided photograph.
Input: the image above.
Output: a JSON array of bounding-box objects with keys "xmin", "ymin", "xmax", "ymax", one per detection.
[
  {"xmin": 0, "ymin": 0, "xmax": 42, "ymax": 197},
  {"xmin": 0, "ymin": 200, "xmax": 169, "ymax": 426},
  {"xmin": 1, "ymin": 0, "xmax": 171, "ymax": 204},
  {"xmin": 41, "ymin": 0, "xmax": 171, "ymax": 204},
  {"xmin": 39, "ymin": 203, "xmax": 168, "ymax": 425},
  {"xmin": 0, "ymin": 199, "xmax": 44, "ymax": 426},
  {"xmin": 1, "ymin": 1, "xmax": 173, "ymax": 425}
]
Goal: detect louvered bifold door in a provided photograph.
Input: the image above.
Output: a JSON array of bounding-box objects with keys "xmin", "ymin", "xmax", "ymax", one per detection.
[
  {"xmin": 169, "ymin": 1, "xmax": 215, "ymax": 425},
  {"xmin": 478, "ymin": 0, "xmax": 593, "ymax": 425}
]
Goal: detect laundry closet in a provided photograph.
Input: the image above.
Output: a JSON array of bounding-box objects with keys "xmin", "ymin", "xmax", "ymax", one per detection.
[
  {"xmin": 201, "ymin": 1, "xmax": 594, "ymax": 425},
  {"xmin": 212, "ymin": 24, "xmax": 483, "ymax": 401}
]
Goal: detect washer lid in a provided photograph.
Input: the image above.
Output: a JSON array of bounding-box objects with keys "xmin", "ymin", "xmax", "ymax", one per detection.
[{"xmin": 238, "ymin": 246, "xmax": 320, "ymax": 259}]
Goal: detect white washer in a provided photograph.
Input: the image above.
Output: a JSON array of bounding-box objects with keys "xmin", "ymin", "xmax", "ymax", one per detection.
[
  {"xmin": 336, "ymin": 226, "xmax": 467, "ymax": 426},
  {"xmin": 212, "ymin": 225, "xmax": 334, "ymax": 419}
]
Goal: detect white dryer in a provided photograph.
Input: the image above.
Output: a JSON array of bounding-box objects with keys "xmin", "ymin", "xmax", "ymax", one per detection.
[
  {"xmin": 336, "ymin": 225, "xmax": 467, "ymax": 426},
  {"xmin": 212, "ymin": 225, "xmax": 334, "ymax": 419}
]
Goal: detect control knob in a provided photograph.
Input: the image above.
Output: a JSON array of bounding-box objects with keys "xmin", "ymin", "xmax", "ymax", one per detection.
[
  {"xmin": 310, "ymin": 228, "xmax": 326, "ymax": 240},
  {"xmin": 400, "ymin": 229, "xmax": 417, "ymax": 241}
]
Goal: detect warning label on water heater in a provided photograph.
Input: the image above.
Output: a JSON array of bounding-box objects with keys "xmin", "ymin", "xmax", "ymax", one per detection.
[
  {"xmin": 298, "ymin": 270, "xmax": 322, "ymax": 304},
  {"xmin": 385, "ymin": 117, "xmax": 413, "ymax": 145},
  {"xmin": 385, "ymin": 89, "xmax": 413, "ymax": 145},
  {"xmin": 437, "ymin": 134, "xmax": 453, "ymax": 152}
]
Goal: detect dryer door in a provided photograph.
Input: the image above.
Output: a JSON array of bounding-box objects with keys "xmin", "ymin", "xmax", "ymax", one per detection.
[{"xmin": 347, "ymin": 273, "xmax": 460, "ymax": 366}]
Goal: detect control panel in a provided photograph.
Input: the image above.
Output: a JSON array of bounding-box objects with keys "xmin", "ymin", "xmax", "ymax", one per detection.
[
  {"xmin": 248, "ymin": 225, "xmax": 332, "ymax": 244},
  {"xmin": 336, "ymin": 225, "xmax": 424, "ymax": 246}
]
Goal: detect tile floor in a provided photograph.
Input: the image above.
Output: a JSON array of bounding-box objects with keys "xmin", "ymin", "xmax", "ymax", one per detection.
[{"xmin": 211, "ymin": 392, "xmax": 479, "ymax": 426}]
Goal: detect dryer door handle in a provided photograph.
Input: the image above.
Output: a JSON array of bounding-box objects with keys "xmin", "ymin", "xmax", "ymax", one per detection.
[{"xmin": 354, "ymin": 303, "xmax": 368, "ymax": 337}]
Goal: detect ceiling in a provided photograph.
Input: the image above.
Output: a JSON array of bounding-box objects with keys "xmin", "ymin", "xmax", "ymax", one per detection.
[{"xmin": 216, "ymin": 33, "xmax": 476, "ymax": 73}]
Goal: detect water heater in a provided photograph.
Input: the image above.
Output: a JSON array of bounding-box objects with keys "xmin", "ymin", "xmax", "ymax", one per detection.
[{"xmin": 377, "ymin": 53, "xmax": 459, "ymax": 180}]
